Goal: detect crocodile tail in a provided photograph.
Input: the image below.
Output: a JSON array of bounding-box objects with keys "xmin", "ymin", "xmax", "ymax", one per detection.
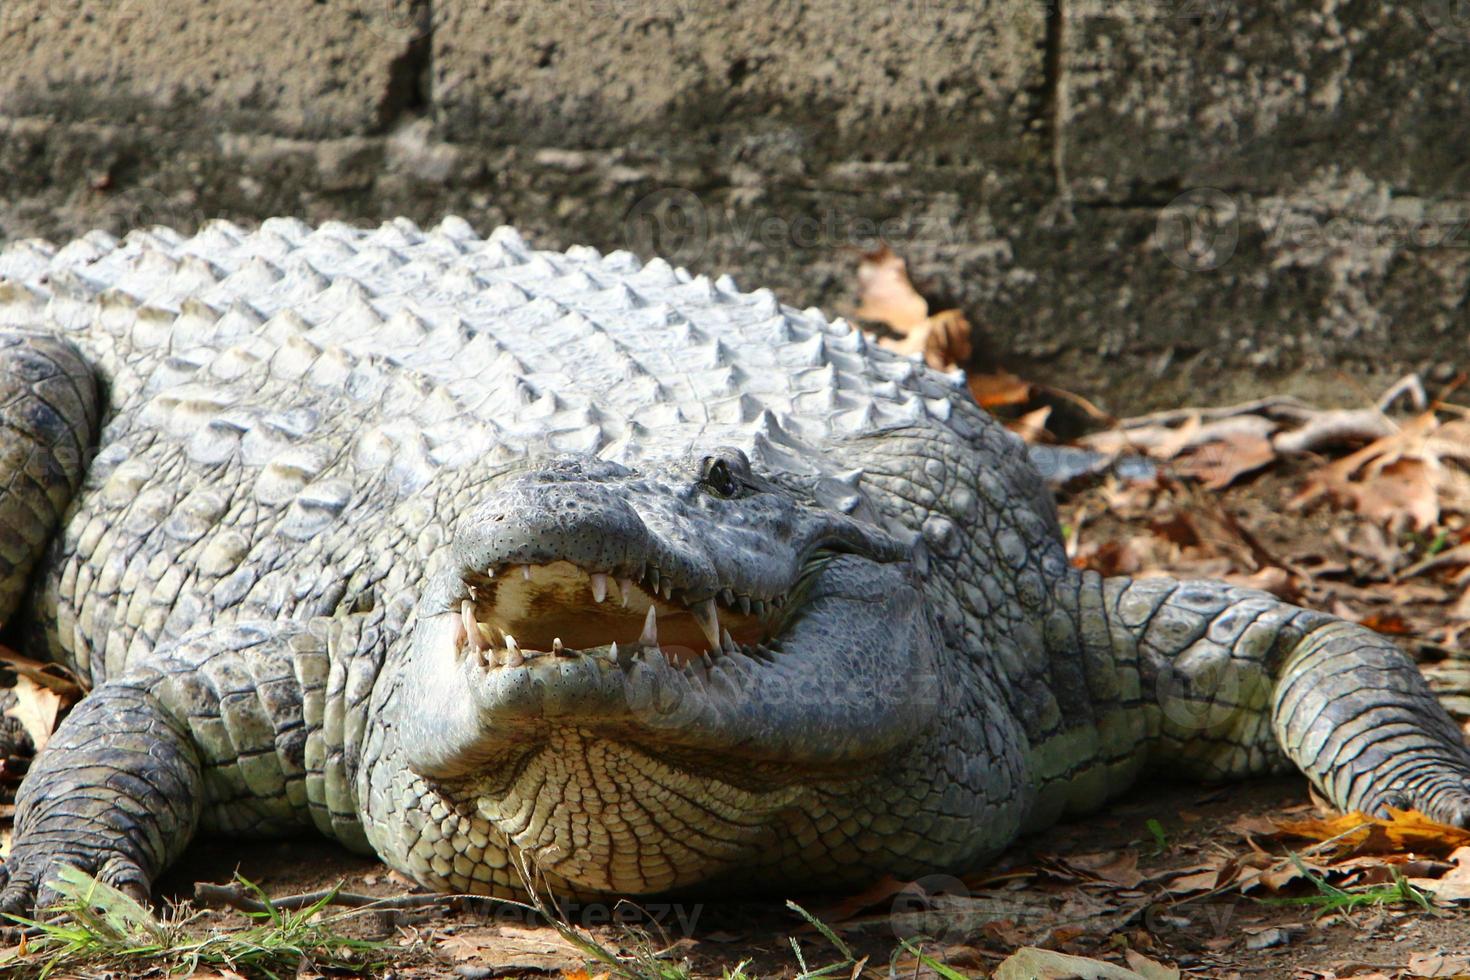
[
  {"xmin": 1086, "ymin": 572, "xmax": 1470, "ymax": 822},
  {"xmin": 1272, "ymin": 616, "xmax": 1470, "ymax": 821}
]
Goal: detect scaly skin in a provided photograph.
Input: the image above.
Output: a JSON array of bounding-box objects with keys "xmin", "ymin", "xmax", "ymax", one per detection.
[{"xmin": 1, "ymin": 216, "xmax": 1469, "ymax": 913}]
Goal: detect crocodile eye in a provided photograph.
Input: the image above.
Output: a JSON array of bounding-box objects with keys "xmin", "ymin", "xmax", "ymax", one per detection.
[{"xmin": 700, "ymin": 456, "xmax": 741, "ymax": 498}]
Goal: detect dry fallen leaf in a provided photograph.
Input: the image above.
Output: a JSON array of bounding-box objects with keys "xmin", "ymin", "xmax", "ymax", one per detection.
[
  {"xmin": 994, "ymin": 945, "xmax": 1162, "ymax": 980},
  {"xmin": 969, "ymin": 370, "xmax": 1034, "ymax": 410},
  {"xmin": 1008, "ymin": 406, "xmax": 1053, "ymax": 443},
  {"xmin": 1349, "ymin": 457, "xmax": 1441, "ymax": 530},
  {"xmin": 1294, "ymin": 411, "xmax": 1459, "ymax": 531},
  {"xmin": 1071, "ymin": 538, "xmax": 1147, "ymax": 577},
  {"xmin": 1357, "ymin": 611, "xmax": 1413, "ymax": 635},
  {"xmin": 1237, "ymin": 852, "xmax": 1327, "ymax": 894},
  {"xmin": 1159, "ymin": 862, "xmax": 1232, "ymax": 897},
  {"xmin": 1271, "ymin": 808, "xmax": 1470, "ymax": 858},
  {"xmin": 1175, "ymin": 434, "xmax": 1277, "ymax": 490},
  {"xmin": 4, "ymin": 674, "xmax": 64, "ymax": 752},
  {"xmin": 1410, "ymin": 845, "xmax": 1470, "ymax": 902},
  {"xmin": 810, "ymin": 874, "xmax": 909, "ymax": 923},
  {"xmin": 852, "ymin": 246, "xmax": 976, "ymax": 371},
  {"xmin": 920, "ymin": 308, "xmax": 973, "ymax": 370},
  {"xmin": 871, "ymin": 307, "xmax": 976, "ymax": 371},
  {"xmin": 1407, "ymin": 950, "xmax": 1470, "ymax": 978},
  {"xmin": 855, "ymin": 245, "xmax": 928, "ymax": 333},
  {"xmin": 0, "ymin": 646, "xmax": 84, "ymax": 700},
  {"xmin": 438, "ymin": 929, "xmax": 589, "ymax": 975},
  {"xmin": 1125, "ymin": 950, "xmax": 1182, "ymax": 980},
  {"xmin": 1056, "ymin": 850, "xmax": 1146, "ymax": 889}
]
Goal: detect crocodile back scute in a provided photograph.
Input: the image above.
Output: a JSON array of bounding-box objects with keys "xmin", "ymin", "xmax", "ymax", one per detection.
[{"xmin": 0, "ymin": 216, "xmax": 977, "ymax": 477}]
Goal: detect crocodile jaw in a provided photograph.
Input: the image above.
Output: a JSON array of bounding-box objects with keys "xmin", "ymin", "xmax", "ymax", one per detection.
[{"xmin": 393, "ymin": 554, "xmax": 939, "ymax": 777}]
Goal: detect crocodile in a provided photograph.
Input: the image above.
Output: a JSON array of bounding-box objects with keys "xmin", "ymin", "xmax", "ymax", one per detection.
[{"xmin": 1, "ymin": 215, "xmax": 1469, "ymax": 913}]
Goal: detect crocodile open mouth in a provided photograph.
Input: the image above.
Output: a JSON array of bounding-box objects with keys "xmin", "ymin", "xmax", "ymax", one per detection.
[{"xmin": 450, "ymin": 559, "xmax": 808, "ymax": 670}]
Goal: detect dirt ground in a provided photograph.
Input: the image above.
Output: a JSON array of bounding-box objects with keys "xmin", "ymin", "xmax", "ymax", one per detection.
[
  {"xmin": 63, "ymin": 456, "xmax": 1463, "ymax": 980},
  {"xmin": 142, "ymin": 774, "xmax": 1466, "ymax": 979}
]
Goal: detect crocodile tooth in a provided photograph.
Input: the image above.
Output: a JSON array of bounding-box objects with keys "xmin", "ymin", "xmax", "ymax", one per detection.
[
  {"xmin": 750, "ymin": 599, "xmax": 765, "ymax": 617},
  {"xmin": 639, "ymin": 605, "xmax": 658, "ymax": 647},
  {"xmin": 608, "ymin": 641, "xmax": 619, "ymax": 662},
  {"xmin": 720, "ymin": 627, "xmax": 739, "ymax": 657},
  {"xmin": 618, "ymin": 578, "xmax": 634, "ymax": 606},
  {"xmin": 692, "ymin": 598, "xmax": 721, "ymax": 651},
  {"xmin": 648, "ymin": 568, "xmax": 660, "ymax": 593},
  {"xmin": 553, "ymin": 637, "xmax": 574, "ymax": 657},
  {"xmin": 485, "ymin": 567, "xmax": 496, "ymax": 578},
  {"xmin": 502, "ymin": 633, "xmax": 523, "ymax": 667},
  {"xmin": 662, "ymin": 579, "xmax": 674, "ymax": 601},
  {"xmin": 520, "ymin": 564, "xmax": 532, "ymax": 580},
  {"xmin": 590, "ymin": 573, "xmax": 608, "ymax": 603},
  {"xmin": 719, "ymin": 587, "xmax": 735, "ymax": 607},
  {"xmin": 737, "ymin": 595, "xmax": 751, "ymax": 615},
  {"xmin": 684, "ymin": 658, "xmax": 708, "ymax": 686},
  {"xmin": 462, "ymin": 601, "xmax": 488, "ymax": 653}
]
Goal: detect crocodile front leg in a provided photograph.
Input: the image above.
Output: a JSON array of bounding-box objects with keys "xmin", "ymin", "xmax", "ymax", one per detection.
[
  {"xmin": 0, "ymin": 329, "xmax": 97, "ymax": 625},
  {"xmin": 0, "ymin": 669, "xmax": 201, "ymax": 909},
  {"xmin": 0, "ymin": 619, "xmax": 361, "ymax": 914},
  {"xmin": 0, "ymin": 328, "xmax": 98, "ymax": 775}
]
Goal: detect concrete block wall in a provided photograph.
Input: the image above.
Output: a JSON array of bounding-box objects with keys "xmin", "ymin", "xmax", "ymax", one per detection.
[{"xmin": 2, "ymin": 0, "xmax": 1467, "ymax": 411}]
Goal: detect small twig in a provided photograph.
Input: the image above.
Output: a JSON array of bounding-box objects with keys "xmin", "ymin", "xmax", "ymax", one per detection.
[
  {"xmin": 1116, "ymin": 395, "xmax": 1316, "ymax": 429},
  {"xmin": 1374, "ymin": 374, "xmax": 1427, "ymax": 414},
  {"xmin": 193, "ymin": 881, "xmax": 461, "ymax": 915},
  {"xmin": 1035, "ymin": 383, "xmax": 1115, "ymax": 424}
]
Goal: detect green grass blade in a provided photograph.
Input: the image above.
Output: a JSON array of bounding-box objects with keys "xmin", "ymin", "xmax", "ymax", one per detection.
[
  {"xmin": 897, "ymin": 939, "xmax": 970, "ymax": 980},
  {"xmin": 784, "ymin": 900, "xmax": 854, "ymax": 962}
]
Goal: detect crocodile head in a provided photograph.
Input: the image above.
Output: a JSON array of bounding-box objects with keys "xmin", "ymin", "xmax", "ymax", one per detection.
[{"xmin": 387, "ymin": 448, "xmax": 942, "ymax": 893}]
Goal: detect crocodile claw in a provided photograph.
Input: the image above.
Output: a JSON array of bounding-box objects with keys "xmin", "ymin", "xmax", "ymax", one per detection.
[{"xmin": 0, "ymin": 846, "xmax": 150, "ymax": 919}]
